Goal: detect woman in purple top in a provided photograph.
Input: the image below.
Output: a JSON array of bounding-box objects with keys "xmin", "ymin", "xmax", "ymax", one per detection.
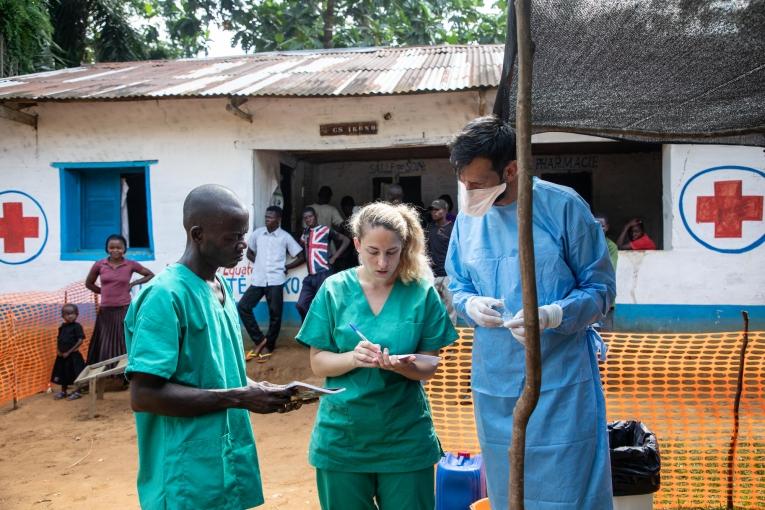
[{"xmin": 85, "ymin": 234, "xmax": 154, "ymax": 364}]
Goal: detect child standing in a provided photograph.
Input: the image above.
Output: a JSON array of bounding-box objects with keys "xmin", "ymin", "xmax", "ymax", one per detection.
[{"xmin": 51, "ymin": 303, "xmax": 86, "ymax": 400}]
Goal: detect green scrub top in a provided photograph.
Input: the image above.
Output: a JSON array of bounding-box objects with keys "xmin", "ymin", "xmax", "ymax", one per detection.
[
  {"xmin": 125, "ymin": 264, "xmax": 264, "ymax": 510},
  {"xmin": 296, "ymin": 268, "xmax": 458, "ymax": 473},
  {"xmin": 606, "ymin": 237, "xmax": 619, "ymax": 272}
]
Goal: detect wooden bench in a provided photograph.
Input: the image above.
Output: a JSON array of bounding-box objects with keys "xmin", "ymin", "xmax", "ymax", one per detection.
[{"xmin": 74, "ymin": 354, "xmax": 128, "ymax": 418}]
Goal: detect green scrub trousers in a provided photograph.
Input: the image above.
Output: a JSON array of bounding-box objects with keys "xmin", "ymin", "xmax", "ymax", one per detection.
[{"xmin": 317, "ymin": 467, "xmax": 434, "ymax": 510}]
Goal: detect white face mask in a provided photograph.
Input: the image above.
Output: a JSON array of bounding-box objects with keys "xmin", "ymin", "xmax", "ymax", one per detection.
[{"xmin": 458, "ymin": 180, "xmax": 507, "ymax": 217}]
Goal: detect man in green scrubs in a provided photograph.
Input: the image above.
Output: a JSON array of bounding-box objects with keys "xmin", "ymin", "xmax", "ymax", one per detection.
[{"xmin": 126, "ymin": 184, "xmax": 298, "ymax": 510}]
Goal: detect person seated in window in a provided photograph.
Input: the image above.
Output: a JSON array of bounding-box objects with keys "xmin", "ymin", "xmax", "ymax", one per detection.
[{"xmin": 617, "ymin": 218, "xmax": 657, "ymax": 250}]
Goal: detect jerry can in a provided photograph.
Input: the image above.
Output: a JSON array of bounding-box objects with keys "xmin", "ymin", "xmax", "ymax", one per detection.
[{"xmin": 436, "ymin": 451, "xmax": 487, "ymax": 510}]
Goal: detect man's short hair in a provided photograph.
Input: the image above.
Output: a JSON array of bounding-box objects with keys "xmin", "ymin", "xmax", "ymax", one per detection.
[
  {"xmin": 318, "ymin": 186, "xmax": 332, "ymax": 200},
  {"xmin": 449, "ymin": 115, "xmax": 517, "ymax": 178},
  {"xmin": 430, "ymin": 199, "xmax": 449, "ymax": 211},
  {"xmin": 302, "ymin": 206, "xmax": 317, "ymax": 216},
  {"xmin": 265, "ymin": 205, "xmax": 283, "ymax": 217}
]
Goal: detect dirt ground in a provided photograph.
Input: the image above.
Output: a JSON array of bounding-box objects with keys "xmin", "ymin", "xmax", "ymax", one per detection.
[{"xmin": 0, "ymin": 342, "xmax": 323, "ymax": 510}]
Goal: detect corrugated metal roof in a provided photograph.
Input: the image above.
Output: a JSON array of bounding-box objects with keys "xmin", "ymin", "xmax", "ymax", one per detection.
[{"xmin": 0, "ymin": 45, "xmax": 503, "ymax": 101}]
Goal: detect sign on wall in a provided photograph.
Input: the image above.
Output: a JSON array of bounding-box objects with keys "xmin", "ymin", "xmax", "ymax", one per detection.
[
  {"xmin": 320, "ymin": 121, "xmax": 378, "ymax": 136},
  {"xmin": 679, "ymin": 166, "xmax": 764, "ymax": 253},
  {"xmin": 0, "ymin": 190, "xmax": 49, "ymax": 265},
  {"xmin": 220, "ymin": 262, "xmax": 305, "ymax": 302}
]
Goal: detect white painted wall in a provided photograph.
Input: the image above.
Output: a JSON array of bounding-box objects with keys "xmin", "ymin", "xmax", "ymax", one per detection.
[
  {"xmin": 234, "ymin": 91, "xmax": 490, "ymax": 152},
  {"xmin": 2, "ymin": 93, "xmax": 762, "ymax": 325},
  {"xmin": 0, "ymin": 91, "xmax": 491, "ymax": 298},
  {"xmin": 0, "ymin": 98, "xmax": 257, "ymax": 293},
  {"xmin": 615, "ymin": 144, "xmax": 764, "ymax": 306}
]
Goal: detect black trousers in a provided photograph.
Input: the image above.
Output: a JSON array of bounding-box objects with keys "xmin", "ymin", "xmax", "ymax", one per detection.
[
  {"xmin": 237, "ymin": 285, "xmax": 283, "ymax": 351},
  {"xmin": 296, "ymin": 270, "xmax": 333, "ymax": 321}
]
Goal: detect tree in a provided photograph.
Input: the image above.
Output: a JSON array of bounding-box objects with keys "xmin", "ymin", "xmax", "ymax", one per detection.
[
  {"xmin": 0, "ymin": 0, "xmax": 506, "ymax": 76},
  {"xmin": 0, "ymin": 0, "xmax": 54, "ymax": 76},
  {"xmin": 48, "ymin": 0, "xmax": 182, "ymax": 68},
  {"xmin": 150, "ymin": 0, "xmax": 507, "ymax": 54}
]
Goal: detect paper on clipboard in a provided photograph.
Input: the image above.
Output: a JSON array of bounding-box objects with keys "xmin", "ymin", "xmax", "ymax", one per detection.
[
  {"xmin": 392, "ymin": 353, "xmax": 441, "ymax": 369},
  {"xmin": 256, "ymin": 380, "xmax": 346, "ymax": 402}
]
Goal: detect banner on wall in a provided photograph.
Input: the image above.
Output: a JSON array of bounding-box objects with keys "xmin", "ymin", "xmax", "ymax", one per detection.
[
  {"xmin": 219, "ymin": 263, "xmax": 307, "ymax": 302},
  {"xmin": 0, "ymin": 190, "xmax": 49, "ymax": 265},
  {"xmin": 679, "ymin": 166, "xmax": 764, "ymax": 254}
]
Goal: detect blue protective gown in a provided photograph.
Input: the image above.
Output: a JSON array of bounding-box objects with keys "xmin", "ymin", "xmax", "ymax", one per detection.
[{"xmin": 446, "ymin": 178, "xmax": 616, "ymax": 510}]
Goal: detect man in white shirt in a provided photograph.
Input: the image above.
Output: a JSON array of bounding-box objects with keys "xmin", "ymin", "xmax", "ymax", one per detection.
[
  {"xmin": 308, "ymin": 186, "xmax": 344, "ymax": 229},
  {"xmin": 237, "ymin": 206, "xmax": 304, "ymax": 360}
]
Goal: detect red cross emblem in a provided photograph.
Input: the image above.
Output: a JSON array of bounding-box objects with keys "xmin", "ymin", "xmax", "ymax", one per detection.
[
  {"xmin": 0, "ymin": 202, "xmax": 40, "ymax": 253},
  {"xmin": 696, "ymin": 180, "xmax": 763, "ymax": 238}
]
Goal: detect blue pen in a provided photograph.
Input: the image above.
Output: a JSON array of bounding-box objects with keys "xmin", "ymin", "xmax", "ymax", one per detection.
[{"xmin": 348, "ymin": 322, "xmax": 372, "ymax": 343}]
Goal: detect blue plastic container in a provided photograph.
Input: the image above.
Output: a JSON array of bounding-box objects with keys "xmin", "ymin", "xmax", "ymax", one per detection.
[{"xmin": 436, "ymin": 451, "xmax": 487, "ymax": 510}]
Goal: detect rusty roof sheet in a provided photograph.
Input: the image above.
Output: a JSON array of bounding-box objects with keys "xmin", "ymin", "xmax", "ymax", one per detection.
[{"xmin": 0, "ymin": 45, "xmax": 503, "ymax": 101}]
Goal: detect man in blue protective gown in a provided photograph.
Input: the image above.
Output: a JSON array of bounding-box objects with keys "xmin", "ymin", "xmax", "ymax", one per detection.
[{"xmin": 445, "ymin": 116, "xmax": 616, "ymax": 510}]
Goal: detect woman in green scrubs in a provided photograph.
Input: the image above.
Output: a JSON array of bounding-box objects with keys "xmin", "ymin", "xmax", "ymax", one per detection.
[{"xmin": 297, "ymin": 202, "xmax": 458, "ymax": 510}]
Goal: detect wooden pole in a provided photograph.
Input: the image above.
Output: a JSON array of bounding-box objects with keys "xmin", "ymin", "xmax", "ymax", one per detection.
[
  {"xmin": 726, "ymin": 311, "xmax": 750, "ymax": 509},
  {"xmin": 509, "ymin": 0, "xmax": 540, "ymax": 508}
]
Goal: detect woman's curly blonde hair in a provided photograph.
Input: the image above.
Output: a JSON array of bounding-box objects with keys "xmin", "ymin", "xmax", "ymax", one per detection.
[{"xmin": 350, "ymin": 202, "xmax": 433, "ymax": 284}]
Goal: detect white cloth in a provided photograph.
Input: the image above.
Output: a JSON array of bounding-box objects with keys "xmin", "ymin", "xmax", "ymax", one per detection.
[
  {"xmin": 248, "ymin": 227, "xmax": 302, "ymax": 287},
  {"xmin": 308, "ymin": 203, "xmax": 344, "ymax": 228}
]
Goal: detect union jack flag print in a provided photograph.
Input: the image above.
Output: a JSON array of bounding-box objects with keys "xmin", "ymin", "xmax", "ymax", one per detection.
[{"xmin": 303, "ymin": 225, "xmax": 331, "ymax": 274}]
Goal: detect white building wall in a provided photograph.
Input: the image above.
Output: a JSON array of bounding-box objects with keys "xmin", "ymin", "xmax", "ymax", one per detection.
[
  {"xmin": 1, "ymin": 93, "xmax": 762, "ymax": 331},
  {"xmin": 0, "ymin": 91, "xmax": 489, "ymax": 298},
  {"xmin": 0, "ymin": 98, "xmax": 257, "ymax": 293},
  {"xmin": 615, "ymin": 145, "xmax": 764, "ymax": 306}
]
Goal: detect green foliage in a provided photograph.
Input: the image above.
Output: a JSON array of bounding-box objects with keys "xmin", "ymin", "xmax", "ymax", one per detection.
[
  {"xmin": 48, "ymin": 0, "xmax": 180, "ymax": 67},
  {"xmin": 155, "ymin": 0, "xmax": 507, "ymax": 54},
  {"xmin": 0, "ymin": 0, "xmax": 55, "ymax": 76},
  {"xmin": 0, "ymin": 0, "xmax": 507, "ymax": 76}
]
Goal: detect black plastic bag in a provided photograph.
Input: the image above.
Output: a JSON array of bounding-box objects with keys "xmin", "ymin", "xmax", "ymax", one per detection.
[{"xmin": 608, "ymin": 420, "xmax": 661, "ymax": 496}]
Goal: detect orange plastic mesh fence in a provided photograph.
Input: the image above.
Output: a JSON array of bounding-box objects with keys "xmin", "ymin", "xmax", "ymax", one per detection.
[
  {"xmin": 426, "ymin": 328, "xmax": 765, "ymax": 510},
  {"xmin": 2, "ymin": 292, "xmax": 763, "ymax": 508},
  {"xmin": 0, "ymin": 283, "xmax": 98, "ymax": 405}
]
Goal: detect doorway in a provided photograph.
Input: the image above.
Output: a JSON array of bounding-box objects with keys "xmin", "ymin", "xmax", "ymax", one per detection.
[
  {"xmin": 280, "ymin": 164, "xmax": 294, "ymax": 232},
  {"xmin": 541, "ymin": 172, "xmax": 593, "ymax": 207}
]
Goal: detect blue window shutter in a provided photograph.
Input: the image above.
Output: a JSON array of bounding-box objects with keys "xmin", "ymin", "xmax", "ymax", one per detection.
[
  {"xmin": 80, "ymin": 172, "xmax": 120, "ymax": 250},
  {"xmin": 60, "ymin": 169, "xmax": 81, "ymax": 253}
]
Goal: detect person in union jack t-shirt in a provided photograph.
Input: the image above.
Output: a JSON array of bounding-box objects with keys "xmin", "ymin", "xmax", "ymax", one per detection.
[{"xmin": 297, "ymin": 207, "xmax": 351, "ymax": 321}]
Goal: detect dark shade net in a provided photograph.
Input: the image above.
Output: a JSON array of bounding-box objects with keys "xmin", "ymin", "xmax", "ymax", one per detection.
[{"xmin": 499, "ymin": 0, "xmax": 765, "ymax": 145}]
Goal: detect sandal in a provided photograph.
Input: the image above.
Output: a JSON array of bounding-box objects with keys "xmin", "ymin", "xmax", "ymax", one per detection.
[
  {"xmin": 66, "ymin": 391, "xmax": 82, "ymax": 401},
  {"xmin": 53, "ymin": 391, "xmax": 67, "ymax": 400},
  {"xmin": 256, "ymin": 352, "xmax": 272, "ymax": 363}
]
